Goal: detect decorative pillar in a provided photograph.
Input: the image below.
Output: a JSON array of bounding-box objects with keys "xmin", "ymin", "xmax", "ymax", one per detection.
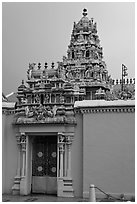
[
  {"xmin": 12, "ymin": 133, "xmax": 21, "ymax": 195},
  {"xmin": 20, "ymin": 133, "xmax": 27, "ymax": 195},
  {"xmin": 58, "ymin": 133, "xmax": 65, "ymax": 177},
  {"xmin": 57, "ymin": 133, "xmax": 65, "ymax": 197},
  {"xmin": 16, "ymin": 134, "xmax": 21, "ymax": 177},
  {"xmin": 55, "ymin": 94, "xmax": 57, "ymax": 103},
  {"xmin": 57, "ymin": 132, "xmax": 74, "ymax": 197},
  {"xmin": 21, "ymin": 133, "xmax": 26, "ymax": 177},
  {"xmin": 65, "ymin": 134, "xmax": 74, "ymax": 178},
  {"xmin": 49, "ymin": 93, "xmax": 51, "ymax": 103}
]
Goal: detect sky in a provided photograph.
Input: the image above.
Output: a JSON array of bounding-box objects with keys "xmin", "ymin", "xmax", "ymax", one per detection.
[{"xmin": 2, "ymin": 2, "xmax": 135, "ymax": 95}]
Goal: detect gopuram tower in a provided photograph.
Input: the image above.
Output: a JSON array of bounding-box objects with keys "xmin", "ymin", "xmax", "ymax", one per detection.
[{"xmin": 58, "ymin": 8, "xmax": 112, "ymax": 100}]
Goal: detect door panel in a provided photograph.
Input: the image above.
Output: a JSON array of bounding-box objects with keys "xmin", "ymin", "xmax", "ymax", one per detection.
[
  {"xmin": 32, "ymin": 176, "xmax": 47, "ymax": 193},
  {"xmin": 32, "ymin": 136, "xmax": 57, "ymax": 194},
  {"xmin": 46, "ymin": 177, "xmax": 57, "ymax": 194}
]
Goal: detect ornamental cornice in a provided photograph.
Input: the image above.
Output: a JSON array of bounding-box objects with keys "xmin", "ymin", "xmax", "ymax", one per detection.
[{"xmin": 74, "ymin": 106, "xmax": 135, "ymax": 114}]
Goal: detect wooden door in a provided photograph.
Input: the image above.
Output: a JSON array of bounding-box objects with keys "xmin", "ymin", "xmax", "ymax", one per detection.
[{"xmin": 32, "ymin": 136, "xmax": 57, "ymax": 194}]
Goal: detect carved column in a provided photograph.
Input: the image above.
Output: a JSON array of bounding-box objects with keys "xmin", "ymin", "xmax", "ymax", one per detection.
[
  {"xmin": 12, "ymin": 133, "xmax": 22, "ymax": 195},
  {"xmin": 65, "ymin": 134, "xmax": 74, "ymax": 178},
  {"xmin": 49, "ymin": 93, "xmax": 51, "ymax": 103},
  {"xmin": 16, "ymin": 134, "xmax": 21, "ymax": 177},
  {"xmin": 58, "ymin": 133, "xmax": 65, "ymax": 177},
  {"xmin": 20, "ymin": 132, "xmax": 28, "ymax": 195},
  {"xmin": 20, "ymin": 133, "xmax": 26, "ymax": 177},
  {"xmin": 57, "ymin": 132, "xmax": 74, "ymax": 197}
]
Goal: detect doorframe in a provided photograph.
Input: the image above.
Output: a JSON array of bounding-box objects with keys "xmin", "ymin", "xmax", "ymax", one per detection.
[{"xmin": 13, "ymin": 126, "xmax": 75, "ymax": 197}]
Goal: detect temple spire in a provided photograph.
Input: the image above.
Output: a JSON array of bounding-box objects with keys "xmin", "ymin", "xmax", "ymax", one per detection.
[{"xmin": 83, "ymin": 8, "xmax": 88, "ymax": 17}]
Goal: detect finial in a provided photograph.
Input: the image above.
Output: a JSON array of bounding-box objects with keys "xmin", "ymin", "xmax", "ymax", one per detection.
[
  {"xmin": 51, "ymin": 62, "xmax": 54, "ymax": 69},
  {"xmin": 83, "ymin": 8, "xmax": 87, "ymax": 17},
  {"xmin": 44, "ymin": 62, "xmax": 48, "ymax": 69},
  {"xmin": 38, "ymin": 63, "xmax": 41, "ymax": 69},
  {"xmin": 22, "ymin": 80, "xmax": 24, "ymax": 85}
]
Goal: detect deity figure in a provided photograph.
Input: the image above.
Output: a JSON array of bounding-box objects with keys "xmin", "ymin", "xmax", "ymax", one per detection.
[
  {"xmin": 27, "ymin": 63, "xmax": 36, "ymax": 80},
  {"xmin": 52, "ymin": 105, "xmax": 57, "ymax": 116},
  {"xmin": 45, "ymin": 106, "xmax": 54, "ymax": 117},
  {"xmin": 63, "ymin": 56, "xmax": 67, "ymax": 63},
  {"xmin": 85, "ymin": 68, "xmax": 91, "ymax": 78},
  {"xmin": 75, "ymin": 69, "xmax": 80, "ymax": 79},
  {"xmin": 60, "ymin": 94, "xmax": 64, "ymax": 103},
  {"xmin": 25, "ymin": 106, "xmax": 29, "ymax": 116},
  {"xmin": 21, "ymin": 98, "xmax": 27, "ymax": 104},
  {"xmin": 60, "ymin": 68, "xmax": 65, "ymax": 80},
  {"xmin": 69, "ymin": 71, "xmax": 73, "ymax": 79},
  {"xmin": 77, "ymin": 33, "xmax": 84, "ymax": 43},
  {"xmin": 35, "ymin": 95, "xmax": 40, "ymax": 103},
  {"xmin": 45, "ymin": 94, "xmax": 49, "ymax": 103},
  {"xmin": 93, "ymin": 71, "xmax": 97, "ymax": 80}
]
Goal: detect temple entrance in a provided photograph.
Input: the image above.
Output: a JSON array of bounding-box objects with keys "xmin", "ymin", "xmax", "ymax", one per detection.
[{"xmin": 32, "ymin": 136, "xmax": 57, "ymax": 194}]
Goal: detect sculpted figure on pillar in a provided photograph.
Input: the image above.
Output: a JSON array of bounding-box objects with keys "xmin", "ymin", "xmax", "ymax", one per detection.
[
  {"xmin": 20, "ymin": 133, "xmax": 26, "ymax": 152},
  {"xmin": 58, "ymin": 133, "xmax": 65, "ymax": 143},
  {"xmin": 16, "ymin": 134, "xmax": 21, "ymax": 146},
  {"xmin": 44, "ymin": 94, "xmax": 49, "ymax": 103},
  {"xmin": 66, "ymin": 70, "xmax": 73, "ymax": 80},
  {"xmin": 65, "ymin": 135, "xmax": 73, "ymax": 145},
  {"xmin": 60, "ymin": 94, "xmax": 65, "ymax": 103},
  {"xmin": 35, "ymin": 95, "xmax": 40, "ymax": 103},
  {"xmin": 85, "ymin": 68, "xmax": 91, "ymax": 78},
  {"xmin": 75, "ymin": 69, "xmax": 80, "ymax": 79}
]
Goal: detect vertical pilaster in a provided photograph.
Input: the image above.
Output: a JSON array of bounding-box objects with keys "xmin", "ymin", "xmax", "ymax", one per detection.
[
  {"xmin": 57, "ymin": 132, "xmax": 74, "ymax": 197},
  {"xmin": 16, "ymin": 134, "xmax": 21, "ymax": 177},
  {"xmin": 49, "ymin": 93, "xmax": 51, "ymax": 103},
  {"xmin": 65, "ymin": 134, "xmax": 74, "ymax": 178},
  {"xmin": 57, "ymin": 133, "xmax": 65, "ymax": 197},
  {"xmin": 21, "ymin": 133, "xmax": 26, "ymax": 177},
  {"xmin": 20, "ymin": 132, "xmax": 27, "ymax": 195},
  {"xmin": 58, "ymin": 133, "xmax": 65, "ymax": 178},
  {"xmin": 55, "ymin": 94, "xmax": 57, "ymax": 103}
]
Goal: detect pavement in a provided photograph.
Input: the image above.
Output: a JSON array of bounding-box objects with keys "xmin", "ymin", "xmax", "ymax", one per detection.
[
  {"xmin": 2, "ymin": 194, "xmax": 88, "ymax": 202},
  {"xmin": 2, "ymin": 194, "xmax": 134, "ymax": 202}
]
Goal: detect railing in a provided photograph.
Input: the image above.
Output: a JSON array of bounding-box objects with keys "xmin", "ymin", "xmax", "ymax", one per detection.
[
  {"xmin": 112, "ymin": 78, "xmax": 135, "ymax": 85},
  {"xmin": 89, "ymin": 184, "xmax": 135, "ymax": 202}
]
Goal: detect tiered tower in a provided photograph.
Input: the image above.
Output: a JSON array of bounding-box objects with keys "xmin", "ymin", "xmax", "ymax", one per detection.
[{"xmin": 58, "ymin": 8, "xmax": 112, "ymax": 100}]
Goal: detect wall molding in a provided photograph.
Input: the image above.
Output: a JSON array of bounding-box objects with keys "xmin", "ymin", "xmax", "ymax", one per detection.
[{"xmin": 75, "ymin": 106, "xmax": 135, "ymax": 114}]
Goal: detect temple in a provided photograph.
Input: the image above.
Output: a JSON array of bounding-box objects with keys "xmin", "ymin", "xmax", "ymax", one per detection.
[{"xmin": 2, "ymin": 9, "xmax": 135, "ymax": 200}]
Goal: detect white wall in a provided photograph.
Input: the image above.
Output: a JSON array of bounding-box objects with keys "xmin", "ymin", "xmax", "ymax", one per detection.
[
  {"xmin": 83, "ymin": 111, "xmax": 135, "ymax": 197},
  {"xmin": 2, "ymin": 113, "xmax": 18, "ymax": 194},
  {"xmin": 3, "ymin": 104, "xmax": 135, "ymax": 197}
]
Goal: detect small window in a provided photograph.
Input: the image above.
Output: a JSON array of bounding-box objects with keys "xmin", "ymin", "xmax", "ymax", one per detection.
[
  {"xmin": 66, "ymin": 97, "xmax": 71, "ymax": 103},
  {"xmin": 86, "ymin": 50, "xmax": 90, "ymax": 58},
  {"xmin": 40, "ymin": 94, "xmax": 44, "ymax": 105},
  {"xmin": 72, "ymin": 51, "xmax": 74, "ymax": 59},
  {"xmin": 51, "ymin": 95, "xmax": 55, "ymax": 103}
]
